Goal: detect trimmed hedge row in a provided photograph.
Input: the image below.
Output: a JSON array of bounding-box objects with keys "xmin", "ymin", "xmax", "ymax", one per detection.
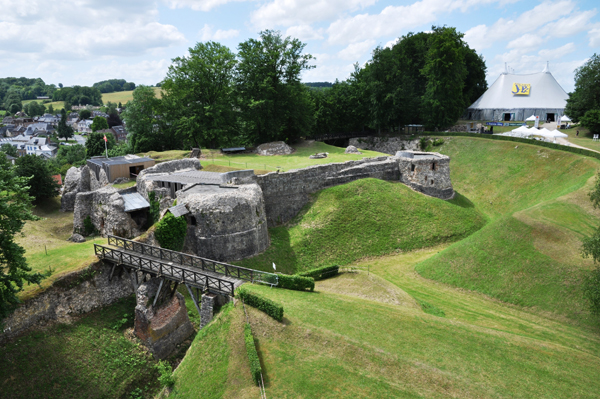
[
  {"xmin": 237, "ymin": 288, "xmax": 284, "ymax": 322},
  {"xmin": 277, "ymin": 274, "xmax": 315, "ymax": 291},
  {"xmin": 244, "ymin": 323, "xmax": 262, "ymax": 386},
  {"xmin": 424, "ymin": 131, "xmax": 600, "ymax": 159},
  {"xmin": 298, "ymin": 265, "xmax": 340, "ymax": 281}
]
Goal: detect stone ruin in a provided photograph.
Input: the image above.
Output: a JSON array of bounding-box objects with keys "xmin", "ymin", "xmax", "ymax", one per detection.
[
  {"xmin": 64, "ymin": 150, "xmax": 454, "ymax": 263},
  {"xmin": 256, "ymin": 141, "xmax": 294, "ymax": 156}
]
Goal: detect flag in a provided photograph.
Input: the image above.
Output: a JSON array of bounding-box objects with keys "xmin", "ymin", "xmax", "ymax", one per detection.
[
  {"xmin": 103, "ymin": 135, "xmax": 107, "ymax": 142},
  {"xmin": 272, "ymin": 262, "xmax": 276, "ymax": 271}
]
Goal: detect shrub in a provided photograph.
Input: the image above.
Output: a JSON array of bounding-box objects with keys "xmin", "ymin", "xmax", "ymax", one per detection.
[
  {"xmin": 155, "ymin": 212, "xmax": 187, "ymax": 251},
  {"xmin": 244, "ymin": 323, "xmax": 262, "ymax": 385},
  {"xmin": 83, "ymin": 215, "xmax": 97, "ymax": 236},
  {"xmin": 583, "ymin": 267, "xmax": 600, "ymax": 315},
  {"xmin": 155, "ymin": 360, "xmax": 176, "ymax": 388},
  {"xmin": 147, "ymin": 191, "xmax": 161, "ymax": 227},
  {"xmin": 237, "ymin": 288, "xmax": 284, "ymax": 321},
  {"xmin": 277, "ymin": 274, "xmax": 314, "ymax": 291},
  {"xmin": 298, "ymin": 265, "xmax": 339, "ymax": 281},
  {"xmin": 432, "ymin": 138, "xmax": 445, "ymax": 146}
]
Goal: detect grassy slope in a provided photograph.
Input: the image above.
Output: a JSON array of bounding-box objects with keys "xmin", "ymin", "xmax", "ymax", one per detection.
[
  {"xmin": 0, "ymin": 296, "xmax": 161, "ymax": 399},
  {"xmin": 415, "ymin": 137, "xmax": 600, "ymax": 324},
  {"xmin": 101, "ymin": 87, "xmax": 162, "ymax": 104},
  {"xmin": 238, "ymin": 178, "xmax": 486, "ymax": 274}
]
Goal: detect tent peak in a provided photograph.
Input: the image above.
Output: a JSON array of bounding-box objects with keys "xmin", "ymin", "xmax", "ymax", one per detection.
[{"xmin": 542, "ymin": 61, "xmax": 550, "ymax": 73}]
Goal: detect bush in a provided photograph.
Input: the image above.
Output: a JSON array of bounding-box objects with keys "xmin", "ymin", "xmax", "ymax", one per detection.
[
  {"xmin": 83, "ymin": 216, "xmax": 97, "ymax": 236},
  {"xmin": 244, "ymin": 323, "xmax": 262, "ymax": 385},
  {"xmin": 237, "ymin": 288, "xmax": 284, "ymax": 321},
  {"xmin": 277, "ymin": 274, "xmax": 314, "ymax": 291},
  {"xmin": 155, "ymin": 360, "xmax": 176, "ymax": 388},
  {"xmin": 298, "ymin": 265, "xmax": 339, "ymax": 281},
  {"xmin": 147, "ymin": 191, "xmax": 161, "ymax": 227},
  {"xmin": 583, "ymin": 267, "xmax": 600, "ymax": 315},
  {"xmin": 155, "ymin": 212, "xmax": 187, "ymax": 251}
]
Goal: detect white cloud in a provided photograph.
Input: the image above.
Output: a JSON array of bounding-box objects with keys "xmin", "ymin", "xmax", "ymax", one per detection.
[
  {"xmin": 337, "ymin": 40, "xmax": 376, "ymax": 61},
  {"xmin": 162, "ymin": 0, "xmax": 247, "ymax": 12},
  {"xmin": 199, "ymin": 24, "xmax": 240, "ymax": 41},
  {"xmin": 0, "ymin": 1, "xmax": 185, "ymax": 60},
  {"xmin": 384, "ymin": 38, "xmax": 400, "ymax": 49},
  {"xmin": 590, "ymin": 26, "xmax": 600, "ymax": 47},
  {"xmin": 541, "ymin": 10, "xmax": 597, "ymax": 38},
  {"xmin": 251, "ymin": 0, "xmax": 377, "ymax": 29},
  {"xmin": 75, "ymin": 59, "xmax": 173, "ymax": 86},
  {"xmin": 507, "ymin": 34, "xmax": 545, "ymax": 52},
  {"xmin": 285, "ymin": 25, "xmax": 324, "ymax": 41},
  {"xmin": 538, "ymin": 42, "xmax": 576, "ymax": 59}
]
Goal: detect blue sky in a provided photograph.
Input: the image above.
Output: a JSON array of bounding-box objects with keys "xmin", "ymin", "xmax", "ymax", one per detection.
[{"xmin": 1, "ymin": 0, "xmax": 599, "ymax": 92}]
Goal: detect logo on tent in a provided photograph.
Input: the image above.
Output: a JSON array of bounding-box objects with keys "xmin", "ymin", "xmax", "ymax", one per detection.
[{"xmin": 511, "ymin": 83, "xmax": 530, "ymax": 95}]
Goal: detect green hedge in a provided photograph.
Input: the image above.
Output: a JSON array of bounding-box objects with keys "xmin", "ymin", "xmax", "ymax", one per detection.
[
  {"xmin": 298, "ymin": 265, "xmax": 339, "ymax": 281},
  {"xmin": 155, "ymin": 212, "xmax": 187, "ymax": 251},
  {"xmin": 244, "ymin": 323, "xmax": 262, "ymax": 386},
  {"xmin": 277, "ymin": 274, "xmax": 315, "ymax": 291},
  {"xmin": 424, "ymin": 132, "xmax": 600, "ymax": 159},
  {"xmin": 237, "ymin": 288, "xmax": 284, "ymax": 322}
]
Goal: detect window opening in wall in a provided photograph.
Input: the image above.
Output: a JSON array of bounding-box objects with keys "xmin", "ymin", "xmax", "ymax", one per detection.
[
  {"xmin": 190, "ymin": 216, "xmax": 197, "ymax": 226},
  {"xmin": 411, "ymin": 164, "xmax": 415, "ymax": 172},
  {"xmin": 431, "ymin": 179, "xmax": 434, "ymax": 185},
  {"xmin": 431, "ymin": 162, "xmax": 436, "ymax": 171}
]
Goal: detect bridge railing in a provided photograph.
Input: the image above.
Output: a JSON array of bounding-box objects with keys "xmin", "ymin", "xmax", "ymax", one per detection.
[
  {"xmin": 106, "ymin": 235, "xmax": 278, "ymax": 286},
  {"xmin": 95, "ymin": 244, "xmax": 237, "ymax": 296}
]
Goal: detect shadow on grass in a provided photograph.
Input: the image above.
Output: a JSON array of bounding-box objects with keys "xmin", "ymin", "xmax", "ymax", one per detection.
[{"xmin": 448, "ymin": 191, "xmax": 476, "ymax": 209}]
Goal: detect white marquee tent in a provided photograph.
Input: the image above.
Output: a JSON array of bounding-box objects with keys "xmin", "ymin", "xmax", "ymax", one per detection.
[{"xmin": 465, "ymin": 63, "xmax": 568, "ymax": 122}]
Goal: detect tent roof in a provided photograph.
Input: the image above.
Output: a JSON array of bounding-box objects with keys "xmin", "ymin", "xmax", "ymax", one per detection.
[{"xmin": 468, "ymin": 71, "xmax": 568, "ymax": 110}]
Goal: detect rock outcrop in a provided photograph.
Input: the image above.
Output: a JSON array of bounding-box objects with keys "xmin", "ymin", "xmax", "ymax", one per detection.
[
  {"xmin": 345, "ymin": 145, "xmax": 362, "ymax": 154},
  {"xmin": 256, "ymin": 141, "xmax": 294, "ymax": 156},
  {"xmin": 60, "ymin": 167, "xmax": 82, "ymax": 212}
]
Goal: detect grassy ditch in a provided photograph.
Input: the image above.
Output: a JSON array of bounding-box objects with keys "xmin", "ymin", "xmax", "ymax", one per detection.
[
  {"xmin": 0, "ymin": 296, "xmax": 161, "ymax": 399},
  {"xmin": 238, "ymin": 178, "xmax": 486, "ymax": 274}
]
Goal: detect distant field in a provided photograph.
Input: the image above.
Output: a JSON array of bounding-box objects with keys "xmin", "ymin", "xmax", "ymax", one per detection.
[
  {"xmin": 101, "ymin": 87, "xmax": 162, "ymax": 104},
  {"xmin": 21, "ymin": 99, "xmax": 66, "ymax": 111}
]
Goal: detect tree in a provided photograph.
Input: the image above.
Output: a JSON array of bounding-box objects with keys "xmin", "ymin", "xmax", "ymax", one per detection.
[
  {"xmin": 4, "ymin": 91, "xmax": 22, "ymax": 114},
  {"xmin": 122, "ymin": 85, "xmax": 164, "ymax": 153},
  {"xmin": 48, "ymin": 104, "xmax": 54, "ymax": 114},
  {"xmin": 236, "ymin": 30, "xmax": 315, "ymax": 144},
  {"xmin": 162, "ymin": 41, "xmax": 238, "ymax": 148},
  {"xmin": 86, "ymin": 131, "xmax": 116, "ymax": 157},
  {"xmin": 23, "ymin": 101, "xmax": 45, "ymax": 117},
  {"xmin": 0, "ymin": 143, "xmax": 17, "ymax": 157},
  {"xmin": 58, "ymin": 83, "xmax": 63, "ymax": 89},
  {"xmin": 55, "ymin": 144, "xmax": 86, "ymax": 167},
  {"xmin": 565, "ymin": 54, "xmax": 600, "ymax": 122},
  {"xmin": 57, "ymin": 108, "xmax": 74, "ymax": 141},
  {"xmin": 0, "ymin": 152, "xmax": 42, "ymax": 319},
  {"xmin": 580, "ymin": 109, "xmax": 600, "ymax": 134},
  {"xmin": 79, "ymin": 109, "xmax": 91, "ymax": 120},
  {"xmin": 582, "ymin": 170, "xmax": 600, "ymax": 315},
  {"xmin": 90, "ymin": 116, "xmax": 109, "ymax": 132},
  {"xmin": 15, "ymin": 154, "xmax": 60, "ymax": 201}
]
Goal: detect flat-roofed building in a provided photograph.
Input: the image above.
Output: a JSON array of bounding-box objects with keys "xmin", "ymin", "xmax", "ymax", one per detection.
[{"xmin": 87, "ymin": 155, "xmax": 155, "ymax": 183}]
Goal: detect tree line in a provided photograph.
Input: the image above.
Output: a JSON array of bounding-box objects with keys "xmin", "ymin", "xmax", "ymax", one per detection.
[
  {"xmin": 122, "ymin": 27, "xmax": 487, "ymax": 153},
  {"xmin": 92, "ymin": 79, "xmax": 136, "ymax": 94}
]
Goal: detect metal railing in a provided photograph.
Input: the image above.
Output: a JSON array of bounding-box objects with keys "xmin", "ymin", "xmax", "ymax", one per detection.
[
  {"xmin": 106, "ymin": 235, "xmax": 278, "ymax": 286},
  {"xmin": 95, "ymin": 244, "xmax": 237, "ymax": 296}
]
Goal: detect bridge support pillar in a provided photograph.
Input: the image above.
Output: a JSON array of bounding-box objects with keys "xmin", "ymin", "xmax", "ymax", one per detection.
[
  {"xmin": 134, "ymin": 277, "xmax": 194, "ymax": 359},
  {"xmin": 200, "ymin": 293, "xmax": 231, "ymax": 328}
]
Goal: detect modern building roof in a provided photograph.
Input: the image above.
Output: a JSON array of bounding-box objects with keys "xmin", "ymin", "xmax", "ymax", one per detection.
[
  {"xmin": 468, "ymin": 67, "xmax": 568, "ymax": 110},
  {"xmin": 121, "ymin": 192, "xmax": 150, "ymax": 212},
  {"xmin": 87, "ymin": 155, "xmax": 154, "ymax": 167},
  {"xmin": 168, "ymin": 204, "xmax": 189, "ymax": 217},
  {"xmin": 146, "ymin": 170, "xmax": 224, "ymax": 185}
]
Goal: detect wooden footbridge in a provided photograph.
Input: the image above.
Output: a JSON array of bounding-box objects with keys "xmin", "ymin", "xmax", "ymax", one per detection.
[{"xmin": 94, "ymin": 235, "xmax": 278, "ymax": 313}]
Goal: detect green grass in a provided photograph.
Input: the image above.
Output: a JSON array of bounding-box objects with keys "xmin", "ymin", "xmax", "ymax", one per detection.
[
  {"xmin": 102, "ymin": 88, "xmax": 162, "ymax": 105},
  {"xmin": 16, "ymin": 197, "xmax": 98, "ymax": 299},
  {"xmin": 22, "ymin": 99, "xmax": 66, "ymax": 111},
  {"xmin": 0, "ymin": 296, "xmax": 161, "ymax": 399},
  {"xmin": 238, "ymin": 178, "xmax": 486, "ymax": 274}
]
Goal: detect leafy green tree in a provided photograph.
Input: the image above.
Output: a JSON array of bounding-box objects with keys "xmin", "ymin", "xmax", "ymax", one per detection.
[
  {"xmin": 0, "ymin": 152, "xmax": 42, "ymax": 319},
  {"xmin": 155, "ymin": 213, "xmax": 187, "ymax": 251},
  {"xmin": 236, "ymin": 30, "xmax": 315, "ymax": 144},
  {"xmin": 421, "ymin": 26, "xmax": 469, "ymax": 130},
  {"xmin": 23, "ymin": 101, "xmax": 46, "ymax": 117},
  {"xmin": 580, "ymin": 109, "xmax": 600, "ymax": 134},
  {"xmin": 79, "ymin": 109, "xmax": 91, "ymax": 120},
  {"xmin": 47, "ymin": 104, "xmax": 54, "ymax": 114},
  {"xmin": 15, "ymin": 154, "xmax": 60, "ymax": 201},
  {"xmin": 162, "ymin": 41, "xmax": 238, "ymax": 149},
  {"xmin": 4, "ymin": 91, "xmax": 22, "ymax": 114},
  {"xmin": 566, "ymin": 54, "xmax": 600, "ymax": 122},
  {"xmin": 90, "ymin": 116, "xmax": 109, "ymax": 132},
  {"xmin": 0, "ymin": 143, "xmax": 17, "ymax": 157},
  {"xmin": 122, "ymin": 85, "xmax": 165, "ymax": 152},
  {"xmin": 56, "ymin": 144, "xmax": 86, "ymax": 166},
  {"xmin": 582, "ymin": 170, "xmax": 600, "ymax": 315},
  {"xmin": 86, "ymin": 131, "xmax": 116, "ymax": 157},
  {"xmin": 58, "ymin": 83, "xmax": 63, "ymax": 89},
  {"xmin": 57, "ymin": 108, "xmax": 74, "ymax": 141}
]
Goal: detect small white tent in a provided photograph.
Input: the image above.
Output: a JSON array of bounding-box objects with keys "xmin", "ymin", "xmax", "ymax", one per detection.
[
  {"xmin": 525, "ymin": 115, "xmax": 537, "ymax": 121},
  {"xmin": 560, "ymin": 115, "xmax": 572, "ymax": 122}
]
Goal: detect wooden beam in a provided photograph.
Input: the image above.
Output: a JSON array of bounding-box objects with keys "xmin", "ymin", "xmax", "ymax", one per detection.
[
  {"xmin": 153, "ymin": 278, "xmax": 164, "ymax": 308},
  {"xmin": 108, "ymin": 263, "xmax": 116, "ymax": 282},
  {"xmin": 185, "ymin": 284, "xmax": 202, "ymax": 318}
]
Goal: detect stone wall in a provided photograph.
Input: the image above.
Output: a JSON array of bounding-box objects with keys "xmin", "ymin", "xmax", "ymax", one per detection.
[
  {"xmin": 256, "ymin": 157, "xmax": 399, "ymax": 226},
  {"xmin": 349, "ymin": 136, "xmax": 421, "ymax": 155},
  {"xmin": 136, "ymin": 158, "xmax": 202, "ymax": 201},
  {"xmin": 0, "ymin": 261, "xmax": 133, "ymax": 344},
  {"xmin": 178, "ymin": 184, "xmax": 270, "ymax": 262}
]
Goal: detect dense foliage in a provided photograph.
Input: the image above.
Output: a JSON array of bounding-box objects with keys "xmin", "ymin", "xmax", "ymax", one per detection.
[
  {"xmin": 86, "ymin": 131, "xmax": 116, "ymax": 157},
  {"xmin": 277, "ymin": 274, "xmax": 315, "ymax": 291},
  {"xmin": 52, "ymin": 86, "xmax": 103, "ymax": 106},
  {"xmin": 90, "ymin": 116, "xmax": 109, "ymax": 132},
  {"xmin": 92, "ymin": 79, "xmax": 135, "ymax": 93},
  {"xmin": 57, "ymin": 108, "xmax": 74, "ymax": 141},
  {"xmin": 244, "ymin": 323, "xmax": 262, "ymax": 386},
  {"xmin": 0, "ymin": 77, "xmax": 57, "ymax": 113},
  {"xmin": 0, "ymin": 153, "xmax": 42, "ymax": 319},
  {"xmin": 1, "ymin": 143, "xmax": 17, "ymax": 157},
  {"xmin": 565, "ymin": 53, "xmax": 600, "ymax": 123},
  {"xmin": 15, "ymin": 155, "xmax": 60, "ymax": 201},
  {"xmin": 155, "ymin": 213, "xmax": 187, "ymax": 252},
  {"xmin": 23, "ymin": 101, "xmax": 46, "ymax": 117},
  {"xmin": 237, "ymin": 287, "xmax": 284, "ymax": 321},
  {"xmin": 122, "ymin": 86, "xmax": 166, "ymax": 153}
]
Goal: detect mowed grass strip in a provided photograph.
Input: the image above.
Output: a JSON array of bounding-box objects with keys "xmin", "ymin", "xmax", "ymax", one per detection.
[
  {"xmin": 238, "ymin": 178, "xmax": 486, "ymax": 274},
  {"xmin": 0, "ymin": 296, "xmax": 160, "ymax": 399}
]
